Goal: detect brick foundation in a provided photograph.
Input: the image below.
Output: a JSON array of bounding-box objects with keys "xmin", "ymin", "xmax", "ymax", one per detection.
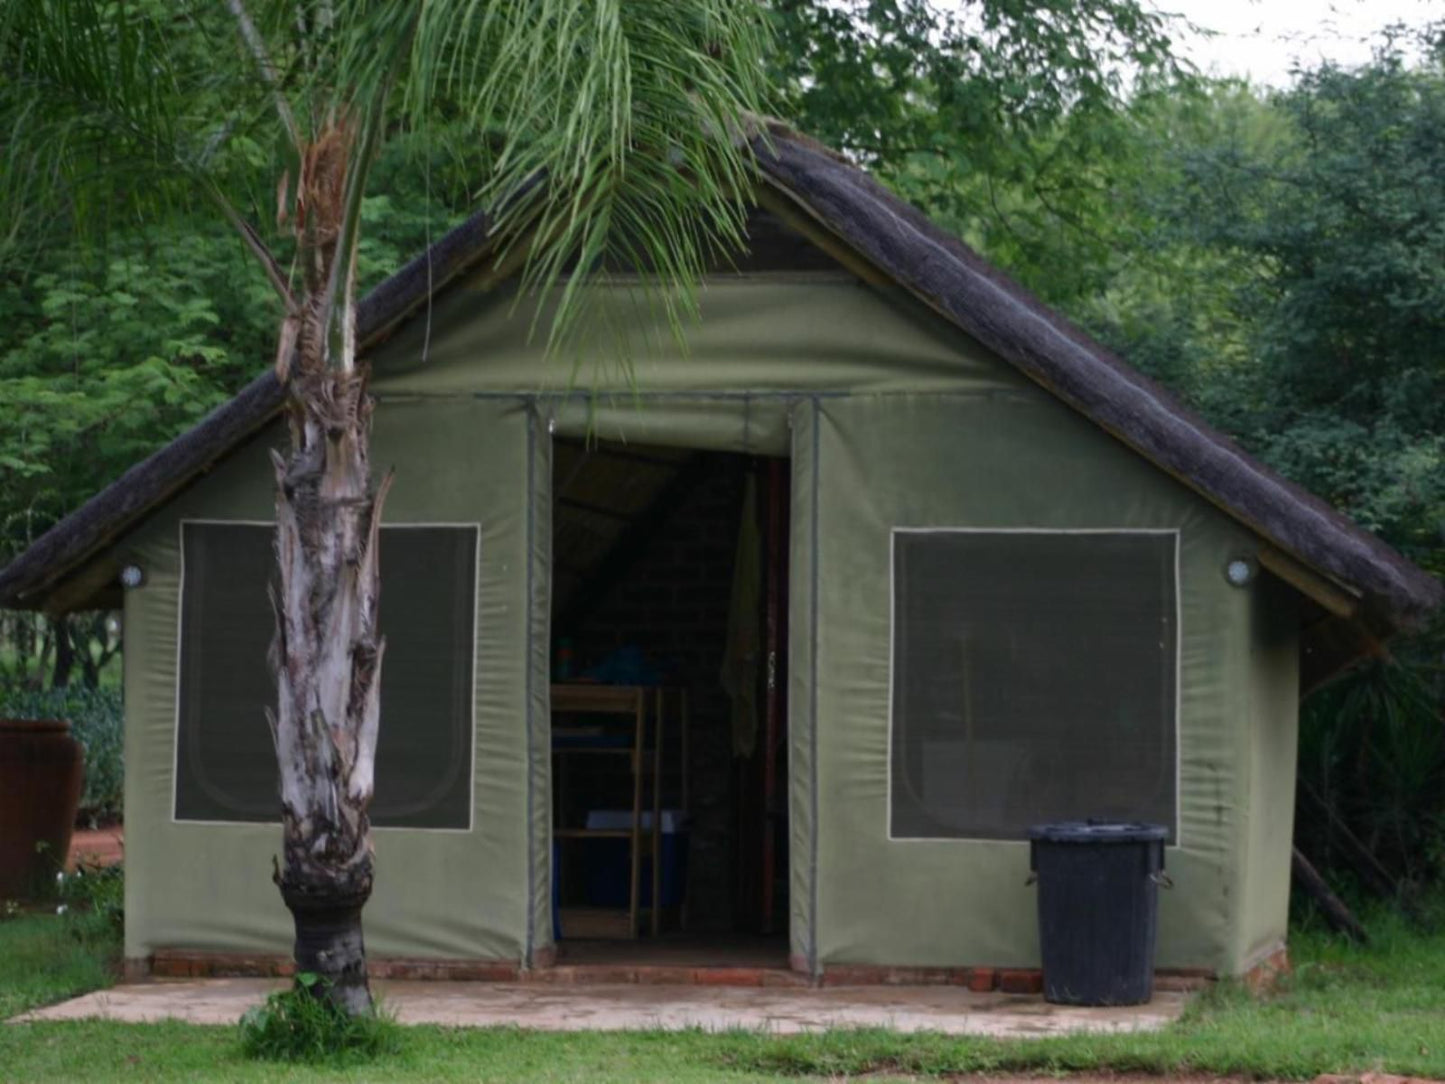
[
  {"xmin": 819, "ymin": 964, "xmax": 1210, "ymax": 991},
  {"xmin": 137, "ymin": 950, "xmax": 1223, "ymax": 990},
  {"xmin": 147, "ymin": 951, "xmax": 522, "ymax": 982}
]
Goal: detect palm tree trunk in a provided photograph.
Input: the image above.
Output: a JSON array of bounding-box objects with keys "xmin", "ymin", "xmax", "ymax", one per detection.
[
  {"xmin": 270, "ymin": 362, "xmax": 388, "ymax": 1017},
  {"xmin": 261, "ymin": 115, "xmax": 391, "ymax": 1017}
]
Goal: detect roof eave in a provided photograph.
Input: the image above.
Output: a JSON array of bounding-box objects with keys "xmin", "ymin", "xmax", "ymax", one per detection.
[{"xmin": 3, "ymin": 128, "xmax": 1439, "ymax": 661}]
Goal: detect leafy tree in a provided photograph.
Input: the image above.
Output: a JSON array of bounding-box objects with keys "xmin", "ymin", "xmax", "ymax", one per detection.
[
  {"xmin": 1084, "ymin": 40, "xmax": 1445, "ymax": 572},
  {"xmin": 3, "ymin": 0, "xmax": 771, "ymax": 1015},
  {"xmin": 769, "ymin": 0, "xmax": 1187, "ymax": 305},
  {"xmin": 0, "ymin": 144, "xmax": 475, "ymax": 567}
]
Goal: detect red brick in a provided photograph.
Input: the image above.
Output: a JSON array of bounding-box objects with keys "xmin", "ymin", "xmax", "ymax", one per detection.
[
  {"xmin": 521, "ymin": 966, "xmax": 567, "ymax": 984},
  {"xmin": 633, "ymin": 966, "xmax": 687, "ymax": 985},
  {"xmin": 568, "ymin": 966, "xmax": 637, "ymax": 984},
  {"xmin": 692, "ymin": 967, "xmax": 766, "ymax": 987},
  {"xmin": 966, "ymin": 967, "xmax": 996, "ymax": 992},
  {"xmin": 172, "ymin": 957, "xmax": 198, "ymax": 978},
  {"xmin": 761, "ymin": 968, "xmax": 813, "ymax": 988},
  {"xmin": 998, "ymin": 968, "xmax": 1043, "ymax": 994},
  {"xmin": 889, "ymin": 967, "xmax": 954, "ymax": 986},
  {"xmin": 820, "ymin": 965, "xmax": 877, "ymax": 986},
  {"xmin": 1154, "ymin": 971, "xmax": 1212, "ymax": 992},
  {"xmin": 473, "ymin": 962, "xmax": 521, "ymax": 982}
]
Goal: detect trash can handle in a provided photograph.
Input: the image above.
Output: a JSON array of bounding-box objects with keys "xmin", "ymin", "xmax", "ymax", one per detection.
[{"xmin": 1150, "ymin": 871, "xmax": 1174, "ymax": 889}]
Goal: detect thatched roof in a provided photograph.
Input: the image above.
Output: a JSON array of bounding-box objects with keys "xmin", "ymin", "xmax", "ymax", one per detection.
[{"xmin": 2, "ymin": 125, "xmax": 1439, "ymax": 685}]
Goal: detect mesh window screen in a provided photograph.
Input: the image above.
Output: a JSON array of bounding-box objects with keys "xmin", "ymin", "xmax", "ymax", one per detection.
[
  {"xmin": 175, "ymin": 522, "xmax": 477, "ymax": 828},
  {"xmin": 890, "ymin": 530, "xmax": 1177, "ymax": 841}
]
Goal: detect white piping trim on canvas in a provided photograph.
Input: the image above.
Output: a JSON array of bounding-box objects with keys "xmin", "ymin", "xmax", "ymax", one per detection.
[
  {"xmin": 169, "ymin": 517, "xmax": 482, "ymax": 835},
  {"xmin": 884, "ymin": 526, "xmax": 1184, "ymax": 848}
]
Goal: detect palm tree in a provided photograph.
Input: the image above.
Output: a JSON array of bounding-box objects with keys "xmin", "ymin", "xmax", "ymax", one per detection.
[{"xmin": 2, "ymin": 0, "xmax": 771, "ymax": 1014}]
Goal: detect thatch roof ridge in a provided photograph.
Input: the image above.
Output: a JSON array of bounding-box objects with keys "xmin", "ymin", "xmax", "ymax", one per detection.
[
  {"xmin": 1, "ymin": 128, "xmax": 1439, "ymax": 636},
  {"xmin": 752, "ymin": 132, "xmax": 1442, "ymax": 626}
]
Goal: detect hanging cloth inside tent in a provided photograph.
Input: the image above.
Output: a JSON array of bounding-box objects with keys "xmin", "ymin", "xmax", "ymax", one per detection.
[{"xmin": 721, "ymin": 471, "xmax": 763, "ymax": 757}]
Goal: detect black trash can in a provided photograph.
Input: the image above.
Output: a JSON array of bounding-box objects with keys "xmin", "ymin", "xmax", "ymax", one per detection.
[{"xmin": 1027, "ymin": 821, "xmax": 1169, "ymax": 1006}]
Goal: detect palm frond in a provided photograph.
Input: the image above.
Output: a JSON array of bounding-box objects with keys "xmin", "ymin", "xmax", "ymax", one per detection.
[
  {"xmin": 5, "ymin": 0, "xmax": 775, "ymax": 372},
  {"xmin": 388, "ymin": 0, "xmax": 775, "ymax": 357},
  {"xmin": 0, "ymin": 1, "xmax": 282, "ymax": 282}
]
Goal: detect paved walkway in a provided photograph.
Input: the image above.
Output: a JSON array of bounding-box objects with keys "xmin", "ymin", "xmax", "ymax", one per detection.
[{"xmin": 18, "ymin": 979, "xmax": 1188, "ymax": 1035}]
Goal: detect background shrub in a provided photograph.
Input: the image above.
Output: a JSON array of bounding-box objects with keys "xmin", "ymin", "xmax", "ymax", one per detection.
[
  {"xmin": 1297, "ymin": 642, "xmax": 1445, "ymax": 901},
  {"xmin": 56, "ymin": 861, "xmax": 124, "ymax": 937}
]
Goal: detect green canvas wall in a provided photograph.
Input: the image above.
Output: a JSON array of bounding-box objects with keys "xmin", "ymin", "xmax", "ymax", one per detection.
[
  {"xmin": 804, "ymin": 393, "xmax": 1295, "ymax": 974},
  {"xmin": 115, "ymin": 273, "xmax": 1299, "ymax": 974},
  {"xmin": 122, "ymin": 398, "xmax": 535, "ymax": 961}
]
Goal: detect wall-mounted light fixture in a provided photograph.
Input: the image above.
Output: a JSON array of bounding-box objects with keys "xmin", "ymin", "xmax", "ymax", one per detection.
[
  {"xmin": 119, "ymin": 564, "xmax": 146, "ymax": 589},
  {"xmin": 1224, "ymin": 556, "xmax": 1256, "ymax": 588}
]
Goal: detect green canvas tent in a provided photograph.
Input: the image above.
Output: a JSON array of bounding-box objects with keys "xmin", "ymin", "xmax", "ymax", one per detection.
[{"xmin": 2, "ymin": 125, "xmax": 1439, "ymax": 982}]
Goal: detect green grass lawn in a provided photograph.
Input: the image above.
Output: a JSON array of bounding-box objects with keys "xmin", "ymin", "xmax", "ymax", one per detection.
[
  {"xmin": 0, "ymin": 910, "xmax": 119, "ymax": 1021},
  {"xmin": 2, "ymin": 906, "xmax": 1443, "ymax": 1082}
]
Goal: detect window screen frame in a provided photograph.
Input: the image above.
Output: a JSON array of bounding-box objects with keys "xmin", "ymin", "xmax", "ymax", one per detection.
[
  {"xmin": 886, "ymin": 526, "xmax": 1182, "ymax": 846},
  {"xmin": 169, "ymin": 517, "xmax": 482, "ymax": 834}
]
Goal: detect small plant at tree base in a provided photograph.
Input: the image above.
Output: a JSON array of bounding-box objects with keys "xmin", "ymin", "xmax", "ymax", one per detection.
[{"xmin": 239, "ymin": 973, "xmax": 403, "ymax": 1064}]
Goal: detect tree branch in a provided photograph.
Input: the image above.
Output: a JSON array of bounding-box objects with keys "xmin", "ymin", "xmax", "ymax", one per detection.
[
  {"xmin": 201, "ymin": 178, "xmax": 296, "ymax": 311},
  {"xmin": 223, "ymin": 0, "xmax": 302, "ymax": 151}
]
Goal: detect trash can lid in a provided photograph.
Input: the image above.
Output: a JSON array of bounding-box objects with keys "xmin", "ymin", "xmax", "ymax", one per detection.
[{"xmin": 1027, "ymin": 820, "xmax": 1168, "ymax": 844}]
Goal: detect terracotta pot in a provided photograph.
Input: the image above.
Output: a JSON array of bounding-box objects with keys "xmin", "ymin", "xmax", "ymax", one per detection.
[{"xmin": 0, "ymin": 719, "xmax": 85, "ymax": 900}]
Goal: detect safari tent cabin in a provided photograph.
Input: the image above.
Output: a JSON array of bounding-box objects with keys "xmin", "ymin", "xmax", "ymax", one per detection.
[{"xmin": 2, "ymin": 127, "xmax": 1438, "ymax": 984}]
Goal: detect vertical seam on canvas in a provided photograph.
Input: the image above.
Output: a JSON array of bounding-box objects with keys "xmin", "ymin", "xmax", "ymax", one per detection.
[
  {"xmin": 808, "ymin": 396, "xmax": 821, "ymax": 977},
  {"xmin": 170, "ymin": 521, "xmax": 187, "ymax": 824},
  {"xmin": 523, "ymin": 404, "xmax": 538, "ymax": 966}
]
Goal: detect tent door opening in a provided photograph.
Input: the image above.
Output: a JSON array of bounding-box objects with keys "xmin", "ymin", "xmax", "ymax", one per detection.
[{"xmin": 548, "ymin": 438, "xmax": 789, "ymax": 968}]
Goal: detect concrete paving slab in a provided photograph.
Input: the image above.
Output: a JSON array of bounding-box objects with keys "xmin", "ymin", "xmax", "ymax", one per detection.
[{"xmin": 15, "ymin": 978, "xmax": 1188, "ymax": 1035}]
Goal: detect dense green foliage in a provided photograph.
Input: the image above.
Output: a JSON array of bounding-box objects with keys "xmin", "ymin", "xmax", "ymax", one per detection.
[
  {"xmin": 772, "ymin": 0, "xmax": 1181, "ymax": 173},
  {"xmin": 1120, "ymin": 56, "xmax": 1445, "ymax": 567},
  {"xmin": 1298, "ymin": 649, "xmax": 1445, "ymax": 894},
  {"xmin": 0, "ymin": 142, "xmax": 472, "ymax": 563}
]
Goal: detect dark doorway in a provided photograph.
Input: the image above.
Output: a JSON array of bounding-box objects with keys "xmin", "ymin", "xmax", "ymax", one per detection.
[{"xmin": 548, "ymin": 439, "xmax": 789, "ymax": 966}]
